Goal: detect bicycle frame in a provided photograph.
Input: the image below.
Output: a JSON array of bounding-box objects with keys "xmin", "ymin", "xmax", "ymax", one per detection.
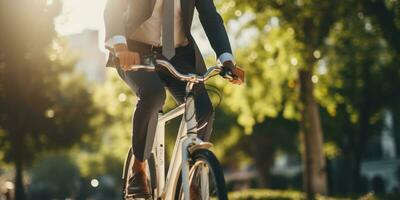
[{"xmin": 150, "ymin": 82, "xmax": 212, "ymax": 200}]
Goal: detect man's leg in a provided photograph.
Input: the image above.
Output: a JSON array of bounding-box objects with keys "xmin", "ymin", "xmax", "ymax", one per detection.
[
  {"xmin": 158, "ymin": 44, "xmax": 215, "ymax": 141},
  {"xmin": 117, "ymin": 68, "xmax": 166, "ymax": 161},
  {"xmin": 116, "ymin": 68, "xmax": 166, "ymax": 197}
]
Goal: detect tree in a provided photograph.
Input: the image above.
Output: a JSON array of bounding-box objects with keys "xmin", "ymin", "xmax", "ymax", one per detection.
[
  {"xmin": 360, "ymin": 0, "xmax": 400, "ymax": 158},
  {"xmin": 28, "ymin": 155, "xmax": 80, "ymax": 200},
  {"xmin": 361, "ymin": 0, "xmax": 400, "ymax": 54},
  {"xmin": 319, "ymin": 4, "xmax": 400, "ymax": 193},
  {"xmin": 0, "ymin": 1, "xmax": 96, "ymax": 199},
  {"xmin": 217, "ymin": 0, "xmax": 352, "ymax": 197}
]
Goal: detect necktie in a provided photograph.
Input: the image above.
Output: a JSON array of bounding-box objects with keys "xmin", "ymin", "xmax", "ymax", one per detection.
[{"xmin": 162, "ymin": 0, "xmax": 175, "ymax": 59}]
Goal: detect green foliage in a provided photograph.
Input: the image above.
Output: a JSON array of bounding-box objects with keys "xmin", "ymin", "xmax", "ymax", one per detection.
[
  {"xmin": 229, "ymin": 189, "xmax": 341, "ymax": 200},
  {"xmin": 321, "ymin": 10, "xmax": 392, "ymax": 140},
  {"xmin": 0, "ymin": 0, "xmax": 97, "ymax": 165},
  {"xmin": 214, "ymin": 27, "xmax": 301, "ymax": 133},
  {"xmin": 69, "ymin": 71, "xmax": 133, "ymax": 179},
  {"xmin": 214, "ymin": 0, "xmax": 346, "ymax": 133},
  {"xmin": 0, "ymin": 1, "xmax": 99, "ymax": 199},
  {"xmin": 214, "ymin": 0, "xmax": 400, "ymax": 193},
  {"xmin": 229, "ymin": 189, "xmax": 380, "ymax": 200},
  {"xmin": 28, "ymin": 154, "xmax": 80, "ymax": 199}
]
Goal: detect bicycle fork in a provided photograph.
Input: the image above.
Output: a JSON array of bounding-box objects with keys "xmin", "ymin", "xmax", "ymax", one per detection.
[
  {"xmin": 181, "ymin": 93, "xmax": 198, "ymax": 200},
  {"xmin": 161, "ymin": 85, "xmax": 213, "ymax": 200}
]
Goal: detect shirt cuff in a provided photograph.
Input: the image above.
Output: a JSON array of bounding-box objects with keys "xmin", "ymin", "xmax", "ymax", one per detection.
[
  {"xmin": 105, "ymin": 35, "xmax": 128, "ymax": 48},
  {"xmin": 217, "ymin": 52, "xmax": 235, "ymax": 65}
]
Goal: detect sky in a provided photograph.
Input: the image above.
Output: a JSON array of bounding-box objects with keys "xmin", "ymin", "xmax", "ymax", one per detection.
[
  {"xmin": 55, "ymin": 0, "xmax": 107, "ymax": 36},
  {"xmin": 55, "ymin": 0, "xmax": 107, "ymax": 52}
]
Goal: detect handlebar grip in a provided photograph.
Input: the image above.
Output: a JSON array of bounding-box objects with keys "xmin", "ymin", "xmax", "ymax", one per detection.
[{"xmin": 111, "ymin": 54, "xmax": 156, "ymax": 71}]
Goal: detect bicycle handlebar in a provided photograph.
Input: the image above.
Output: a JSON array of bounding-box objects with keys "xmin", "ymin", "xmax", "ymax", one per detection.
[{"xmin": 125, "ymin": 59, "xmax": 233, "ymax": 83}]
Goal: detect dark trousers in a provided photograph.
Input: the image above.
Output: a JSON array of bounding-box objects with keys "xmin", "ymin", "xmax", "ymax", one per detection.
[{"xmin": 116, "ymin": 40, "xmax": 214, "ymax": 161}]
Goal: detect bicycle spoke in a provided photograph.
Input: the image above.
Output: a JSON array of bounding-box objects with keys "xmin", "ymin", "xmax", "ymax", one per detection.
[
  {"xmin": 174, "ymin": 149, "xmax": 227, "ymax": 200},
  {"xmin": 200, "ymin": 163, "xmax": 210, "ymax": 200},
  {"xmin": 189, "ymin": 160, "xmax": 218, "ymax": 200}
]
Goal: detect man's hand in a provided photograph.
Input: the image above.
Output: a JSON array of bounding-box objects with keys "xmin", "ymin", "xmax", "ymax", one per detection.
[
  {"xmin": 222, "ymin": 60, "xmax": 245, "ymax": 85},
  {"xmin": 114, "ymin": 43, "xmax": 141, "ymax": 71}
]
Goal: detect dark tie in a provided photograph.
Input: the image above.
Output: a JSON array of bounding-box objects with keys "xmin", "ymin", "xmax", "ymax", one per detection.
[{"xmin": 162, "ymin": 0, "xmax": 175, "ymax": 59}]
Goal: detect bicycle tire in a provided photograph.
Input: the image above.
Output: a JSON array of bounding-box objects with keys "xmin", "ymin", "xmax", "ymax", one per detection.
[
  {"xmin": 174, "ymin": 149, "xmax": 228, "ymax": 200},
  {"xmin": 122, "ymin": 148, "xmax": 157, "ymax": 200}
]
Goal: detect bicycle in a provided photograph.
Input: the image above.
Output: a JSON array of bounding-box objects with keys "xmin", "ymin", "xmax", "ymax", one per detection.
[{"xmin": 118, "ymin": 56, "xmax": 232, "ymax": 200}]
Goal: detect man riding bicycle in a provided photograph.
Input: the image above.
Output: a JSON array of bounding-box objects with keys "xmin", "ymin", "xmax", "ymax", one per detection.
[{"xmin": 104, "ymin": 0, "xmax": 245, "ymax": 198}]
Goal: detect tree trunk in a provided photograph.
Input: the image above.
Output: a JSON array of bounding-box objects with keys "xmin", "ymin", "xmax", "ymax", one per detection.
[
  {"xmin": 393, "ymin": 113, "xmax": 400, "ymax": 157},
  {"xmin": 12, "ymin": 121, "xmax": 26, "ymax": 200},
  {"xmin": 353, "ymin": 62, "xmax": 373, "ymax": 193},
  {"xmin": 345, "ymin": 127, "xmax": 359, "ymax": 193},
  {"xmin": 14, "ymin": 156, "xmax": 26, "ymax": 200},
  {"xmin": 299, "ymin": 69, "xmax": 327, "ymax": 199}
]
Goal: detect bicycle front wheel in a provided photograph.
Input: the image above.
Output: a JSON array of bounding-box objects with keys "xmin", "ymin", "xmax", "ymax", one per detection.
[{"xmin": 175, "ymin": 149, "xmax": 228, "ymax": 200}]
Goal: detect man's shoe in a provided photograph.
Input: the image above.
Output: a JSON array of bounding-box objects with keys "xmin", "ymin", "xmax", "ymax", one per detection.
[{"xmin": 126, "ymin": 170, "xmax": 151, "ymax": 199}]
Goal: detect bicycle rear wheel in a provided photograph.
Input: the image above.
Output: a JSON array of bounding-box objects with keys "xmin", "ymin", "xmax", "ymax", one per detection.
[
  {"xmin": 174, "ymin": 149, "xmax": 228, "ymax": 200},
  {"xmin": 122, "ymin": 148, "xmax": 157, "ymax": 200}
]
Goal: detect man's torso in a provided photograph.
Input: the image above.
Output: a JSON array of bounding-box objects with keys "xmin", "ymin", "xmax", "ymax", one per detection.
[
  {"xmin": 129, "ymin": 0, "xmax": 189, "ymax": 47},
  {"xmin": 107, "ymin": 0, "xmax": 206, "ymax": 73},
  {"xmin": 124, "ymin": 0, "xmax": 196, "ymax": 46}
]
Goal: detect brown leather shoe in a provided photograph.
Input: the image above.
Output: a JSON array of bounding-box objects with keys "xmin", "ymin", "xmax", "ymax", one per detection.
[{"xmin": 127, "ymin": 169, "xmax": 151, "ymax": 199}]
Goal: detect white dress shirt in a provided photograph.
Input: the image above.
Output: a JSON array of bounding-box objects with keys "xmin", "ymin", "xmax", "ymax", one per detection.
[
  {"xmin": 106, "ymin": 0, "xmax": 234, "ymax": 63},
  {"xmin": 130, "ymin": 0, "xmax": 188, "ymax": 47}
]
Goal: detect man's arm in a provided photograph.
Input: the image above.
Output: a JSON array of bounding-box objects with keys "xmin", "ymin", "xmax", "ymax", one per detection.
[
  {"xmin": 104, "ymin": 0, "xmax": 140, "ymax": 70},
  {"xmin": 104, "ymin": 0, "xmax": 128, "ymax": 48},
  {"xmin": 195, "ymin": 0, "xmax": 234, "ymax": 63},
  {"xmin": 196, "ymin": 0, "xmax": 245, "ymax": 84}
]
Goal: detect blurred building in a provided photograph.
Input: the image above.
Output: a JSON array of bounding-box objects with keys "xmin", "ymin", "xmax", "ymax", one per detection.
[
  {"xmin": 360, "ymin": 110, "xmax": 400, "ymax": 193},
  {"xmin": 65, "ymin": 29, "xmax": 107, "ymax": 83}
]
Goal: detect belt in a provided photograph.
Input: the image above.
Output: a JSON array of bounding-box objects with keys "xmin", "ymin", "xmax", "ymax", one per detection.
[{"xmin": 127, "ymin": 39, "xmax": 190, "ymax": 55}]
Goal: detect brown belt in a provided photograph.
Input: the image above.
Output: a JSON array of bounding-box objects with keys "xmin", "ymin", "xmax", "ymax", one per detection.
[{"xmin": 127, "ymin": 39, "xmax": 191, "ymax": 55}]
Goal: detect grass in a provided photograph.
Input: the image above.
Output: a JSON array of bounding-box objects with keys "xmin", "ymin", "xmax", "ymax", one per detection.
[{"xmin": 228, "ymin": 189, "xmax": 379, "ymax": 200}]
